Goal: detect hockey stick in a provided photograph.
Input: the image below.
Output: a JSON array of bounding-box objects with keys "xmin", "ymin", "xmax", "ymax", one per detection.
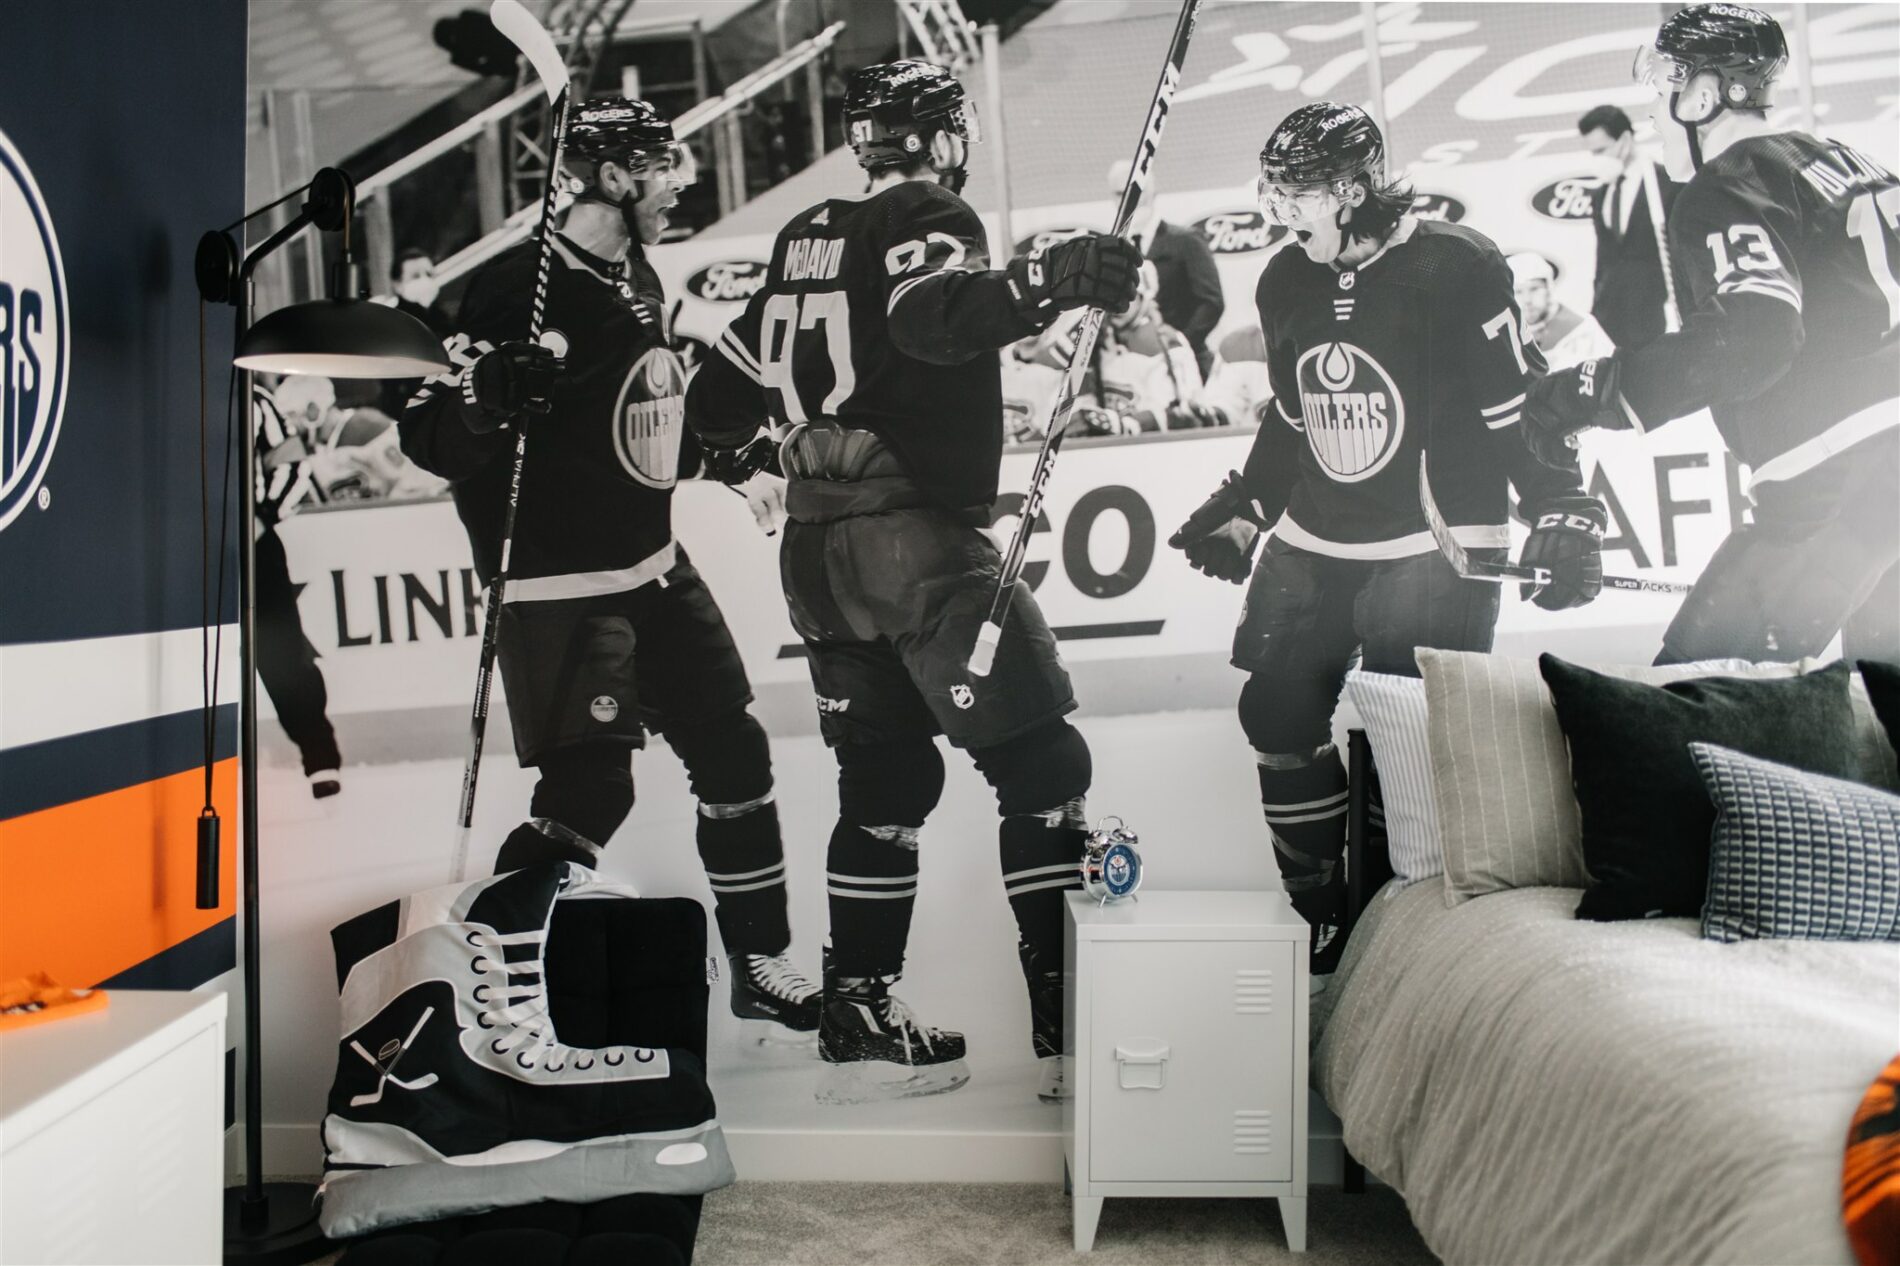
[
  {"xmin": 1640, "ymin": 160, "xmax": 1682, "ymax": 333},
  {"xmin": 453, "ymin": 0, "xmax": 572, "ymax": 881},
  {"xmin": 1419, "ymin": 454, "xmax": 1693, "ymax": 595},
  {"xmin": 968, "ymin": 0, "xmax": 1203, "ymax": 677}
]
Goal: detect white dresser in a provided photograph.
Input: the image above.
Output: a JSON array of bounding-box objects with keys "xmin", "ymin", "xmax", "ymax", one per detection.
[
  {"xmin": 1064, "ymin": 891, "xmax": 1308, "ymax": 1253},
  {"xmin": 0, "ymin": 990, "xmax": 227, "ymax": 1264}
]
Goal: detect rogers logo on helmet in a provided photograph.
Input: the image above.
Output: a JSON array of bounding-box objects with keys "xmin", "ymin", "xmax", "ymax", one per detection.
[
  {"xmin": 1193, "ymin": 210, "xmax": 1284, "ymax": 254},
  {"xmin": 1410, "ymin": 193, "xmax": 1465, "ymax": 222},
  {"xmin": 1532, "ymin": 178, "xmax": 1600, "ymax": 220},
  {"xmin": 686, "ymin": 260, "xmax": 768, "ymax": 303}
]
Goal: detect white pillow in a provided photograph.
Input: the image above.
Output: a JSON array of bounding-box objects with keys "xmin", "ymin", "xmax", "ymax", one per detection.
[{"xmin": 1343, "ymin": 671, "xmax": 1440, "ymax": 884}]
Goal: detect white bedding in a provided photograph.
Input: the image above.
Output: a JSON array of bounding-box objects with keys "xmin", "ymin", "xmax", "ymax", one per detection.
[{"xmin": 1314, "ymin": 880, "xmax": 1900, "ymax": 1266}]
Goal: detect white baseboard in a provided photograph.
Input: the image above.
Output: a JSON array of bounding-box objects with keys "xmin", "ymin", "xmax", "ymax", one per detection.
[{"xmin": 228, "ymin": 1121, "xmax": 1348, "ymax": 1186}]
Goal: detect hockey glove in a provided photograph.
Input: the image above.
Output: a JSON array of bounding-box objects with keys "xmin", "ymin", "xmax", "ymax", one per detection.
[
  {"xmin": 462, "ymin": 340, "xmax": 561, "ymax": 431},
  {"xmin": 1165, "ymin": 401, "xmax": 1227, "ymax": 430},
  {"xmin": 701, "ymin": 431, "xmax": 779, "ymax": 485},
  {"xmin": 1006, "ymin": 233, "xmax": 1143, "ymax": 323},
  {"xmin": 1169, "ymin": 471, "xmax": 1271, "ymax": 585},
  {"xmin": 1518, "ymin": 505, "xmax": 1607, "ymax": 611},
  {"xmin": 1524, "ymin": 356, "xmax": 1632, "ymax": 468},
  {"xmin": 1073, "ymin": 404, "xmax": 1140, "ymax": 438}
]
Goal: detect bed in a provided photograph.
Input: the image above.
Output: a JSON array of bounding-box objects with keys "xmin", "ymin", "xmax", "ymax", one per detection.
[{"xmin": 1316, "ymin": 736, "xmax": 1900, "ymax": 1266}]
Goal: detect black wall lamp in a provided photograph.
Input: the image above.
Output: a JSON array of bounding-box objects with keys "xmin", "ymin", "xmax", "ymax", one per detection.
[{"xmin": 195, "ymin": 165, "xmax": 447, "ymax": 1265}]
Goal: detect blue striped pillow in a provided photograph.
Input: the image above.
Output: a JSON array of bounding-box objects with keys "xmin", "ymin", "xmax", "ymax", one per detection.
[
  {"xmin": 1691, "ymin": 742, "xmax": 1900, "ymax": 943},
  {"xmin": 1345, "ymin": 671, "xmax": 1441, "ymax": 884}
]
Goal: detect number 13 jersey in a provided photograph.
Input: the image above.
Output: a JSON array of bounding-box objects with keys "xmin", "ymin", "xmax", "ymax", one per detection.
[{"xmin": 688, "ymin": 180, "xmax": 1039, "ymax": 513}]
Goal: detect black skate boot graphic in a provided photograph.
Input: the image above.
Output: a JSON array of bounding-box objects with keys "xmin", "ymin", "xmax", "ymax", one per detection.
[
  {"xmin": 1020, "ymin": 944, "xmax": 1069, "ymax": 1103},
  {"xmin": 816, "ymin": 957, "xmax": 969, "ymax": 1105},
  {"xmin": 318, "ymin": 863, "xmax": 734, "ymax": 1238},
  {"xmin": 728, "ymin": 953, "xmax": 821, "ymax": 1047}
]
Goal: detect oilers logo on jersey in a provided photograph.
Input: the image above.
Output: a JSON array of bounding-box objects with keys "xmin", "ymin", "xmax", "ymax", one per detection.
[
  {"xmin": 1295, "ymin": 341, "xmax": 1404, "ymax": 483},
  {"xmin": 0, "ymin": 127, "xmax": 69, "ymax": 534},
  {"xmin": 613, "ymin": 347, "xmax": 686, "ymax": 489}
]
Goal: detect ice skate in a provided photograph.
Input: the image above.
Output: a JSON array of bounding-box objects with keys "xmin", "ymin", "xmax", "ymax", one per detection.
[
  {"xmin": 1037, "ymin": 1055, "xmax": 1071, "ymax": 1103},
  {"xmin": 816, "ymin": 975, "xmax": 969, "ymax": 1104},
  {"xmin": 309, "ymin": 767, "xmax": 342, "ymax": 799},
  {"xmin": 729, "ymin": 953, "xmax": 821, "ymax": 1047}
]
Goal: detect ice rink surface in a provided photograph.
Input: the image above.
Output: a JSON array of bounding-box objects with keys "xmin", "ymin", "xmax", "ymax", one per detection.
[{"xmin": 254, "ymin": 706, "xmax": 1280, "ymax": 1142}]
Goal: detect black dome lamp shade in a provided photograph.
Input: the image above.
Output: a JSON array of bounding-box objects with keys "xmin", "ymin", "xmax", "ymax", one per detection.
[
  {"xmin": 223, "ymin": 167, "xmax": 449, "ymax": 379},
  {"xmin": 235, "ymin": 290, "xmax": 448, "ymax": 378}
]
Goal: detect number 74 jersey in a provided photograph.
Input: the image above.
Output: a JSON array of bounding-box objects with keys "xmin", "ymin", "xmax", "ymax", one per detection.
[
  {"xmin": 688, "ymin": 180, "xmax": 1031, "ymax": 512},
  {"xmin": 1645, "ymin": 134, "xmax": 1899, "ymax": 476}
]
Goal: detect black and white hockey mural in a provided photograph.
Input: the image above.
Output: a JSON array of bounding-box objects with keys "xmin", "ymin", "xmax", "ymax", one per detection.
[{"xmin": 242, "ymin": 0, "xmax": 1899, "ymax": 1179}]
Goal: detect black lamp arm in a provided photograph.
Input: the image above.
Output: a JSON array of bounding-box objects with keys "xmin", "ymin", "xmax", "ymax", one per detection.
[{"xmin": 195, "ymin": 166, "xmax": 358, "ymax": 305}]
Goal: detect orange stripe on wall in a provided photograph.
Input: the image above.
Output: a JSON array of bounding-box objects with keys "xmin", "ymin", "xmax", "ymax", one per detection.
[{"xmin": 0, "ymin": 759, "xmax": 238, "ymax": 986}]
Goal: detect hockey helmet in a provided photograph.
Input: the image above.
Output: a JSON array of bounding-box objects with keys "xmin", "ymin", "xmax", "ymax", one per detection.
[
  {"xmin": 1507, "ymin": 252, "xmax": 1558, "ymax": 287},
  {"xmin": 1256, "ymin": 102, "xmax": 1385, "ymax": 227},
  {"xmin": 1635, "ymin": 5, "xmax": 1787, "ymax": 119},
  {"xmin": 843, "ymin": 61, "xmax": 981, "ymax": 172},
  {"xmin": 565, "ymin": 96, "xmax": 696, "ymax": 187}
]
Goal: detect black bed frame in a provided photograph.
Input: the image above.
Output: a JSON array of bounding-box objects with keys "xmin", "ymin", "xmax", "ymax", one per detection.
[{"xmin": 1339, "ymin": 728, "xmax": 1391, "ymax": 1195}]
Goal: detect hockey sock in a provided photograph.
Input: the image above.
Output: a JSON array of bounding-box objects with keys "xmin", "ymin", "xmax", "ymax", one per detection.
[
  {"xmin": 999, "ymin": 801, "xmax": 1087, "ymax": 1058},
  {"xmin": 494, "ymin": 818, "xmax": 601, "ymax": 873},
  {"xmin": 824, "ymin": 819, "xmax": 920, "ymax": 980},
  {"xmin": 1255, "ymin": 743, "xmax": 1349, "ymax": 929},
  {"xmin": 697, "ymin": 797, "xmax": 791, "ymax": 958}
]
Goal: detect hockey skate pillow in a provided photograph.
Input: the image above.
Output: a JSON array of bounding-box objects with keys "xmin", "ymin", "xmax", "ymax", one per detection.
[
  {"xmin": 1540, "ymin": 656, "xmax": 1864, "ymax": 922},
  {"xmin": 1343, "ymin": 671, "xmax": 1442, "ymax": 884},
  {"xmin": 1412, "ymin": 650, "xmax": 1862, "ymax": 907},
  {"xmin": 1691, "ymin": 742, "xmax": 1900, "ymax": 944}
]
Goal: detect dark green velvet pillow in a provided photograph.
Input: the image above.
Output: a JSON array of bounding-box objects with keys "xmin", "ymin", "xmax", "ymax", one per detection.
[{"xmin": 1539, "ymin": 655, "xmax": 1862, "ymax": 922}]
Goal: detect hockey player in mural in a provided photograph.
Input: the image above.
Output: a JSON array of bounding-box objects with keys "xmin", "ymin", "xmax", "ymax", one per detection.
[
  {"xmin": 399, "ymin": 98, "xmax": 822, "ymax": 1047},
  {"xmin": 1167, "ymin": 102, "xmax": 1608, "ymax": 983},
  {"xmin": 1524, "ymin": 4, "xmax": 1900, "ymax": 665},
  {"xmin": 684, "ymin": 62, "xmax": 1142, "ymax": 1103}
]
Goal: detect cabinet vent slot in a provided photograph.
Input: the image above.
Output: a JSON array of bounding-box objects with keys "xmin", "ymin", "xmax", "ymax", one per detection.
[
  {"xmin": 1235, "ymin": 967, "xmax": 1273, "ymax": 1014},
  {"xmin": 1234, "ymin": 1108, "xmax": 1273, "ymax": 1154}
]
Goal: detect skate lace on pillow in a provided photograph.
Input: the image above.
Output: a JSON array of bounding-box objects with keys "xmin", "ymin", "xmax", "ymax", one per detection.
[{"xmin": 468, "ymin": 926, "xmax": 646, "ymax": 1072}]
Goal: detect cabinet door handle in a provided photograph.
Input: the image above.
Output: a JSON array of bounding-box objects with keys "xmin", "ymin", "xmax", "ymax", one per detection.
[{"xmin": 1114, "ymin": 1040, "xmax": 1170, "ymax": 1089}]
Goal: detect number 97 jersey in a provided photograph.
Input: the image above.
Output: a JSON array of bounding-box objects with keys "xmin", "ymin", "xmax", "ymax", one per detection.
[{"xmin": 690, "ymin": 180, "xmax": 1036, "ymax": 513}]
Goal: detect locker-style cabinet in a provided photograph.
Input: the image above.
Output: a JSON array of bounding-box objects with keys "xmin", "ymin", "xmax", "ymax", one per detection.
[{"xmin": 1063, "ymin": 891, "xmax": 1309, "ymax": 1253}]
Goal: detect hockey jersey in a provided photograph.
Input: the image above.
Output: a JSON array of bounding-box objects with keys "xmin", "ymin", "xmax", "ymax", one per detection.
[
  {"xmin": 1201, "ymin": 324, "xmax": 1271, "ymax": 427},
  {"xmin": 401, "ymin": 234, "xmax": 690, "ymax": 594},
  {"xmin": 1619, "ymin": 133, "xmax": 1900, "ymax": 483},
  {"xmin": 684, "ymin": 180, "xmax": 1041, "ymax": 512},
  {"xmin": 1527, "ymin": 304, "xmax": 1615, "ymax": 371},
  {"xmin": 1241, "ymin": 218, "xmax": 1594, "ymax": 559}
]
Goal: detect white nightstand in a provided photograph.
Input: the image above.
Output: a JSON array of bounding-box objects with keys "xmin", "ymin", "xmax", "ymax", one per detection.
[{"xmin": 1063, "ymin": 890, "xmax": 1308, "ymax": 1253}]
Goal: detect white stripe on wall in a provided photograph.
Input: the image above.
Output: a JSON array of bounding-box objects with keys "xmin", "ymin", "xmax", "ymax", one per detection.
[{"xmin": 0, "ymin": 625, "xmax": 241, "ymax": 753}]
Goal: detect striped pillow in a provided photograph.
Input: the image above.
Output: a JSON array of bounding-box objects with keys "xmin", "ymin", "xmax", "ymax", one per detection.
[
  {"xmin": 1413, "ymin": 650, "xmax": 1830, "ymax": 906},
  {"xmin": 1691, "ymin": 742, "xmax": 1900, "ymax": 944},
  {"xmin": 1344, "ymin": 671, "xmax": 1441, "ymax": 884}
]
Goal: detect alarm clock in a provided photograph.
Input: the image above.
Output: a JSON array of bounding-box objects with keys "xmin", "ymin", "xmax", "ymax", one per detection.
[{"xmin": 1080, "ymin": 817, "xmax": 1143, "ymax": 904}]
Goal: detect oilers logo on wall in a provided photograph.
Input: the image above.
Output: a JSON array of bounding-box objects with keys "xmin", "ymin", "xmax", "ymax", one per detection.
[
  {"xmin": 0, "ymin": 126, "xmax": 69, "ymax": 534},
  {"xmin": 613, "ymin": 346, "xmax": 686, "ymax": 489},
  {"xmin": 1294, "ymin": 342, "xmax": 1403, "ymax": 483}
]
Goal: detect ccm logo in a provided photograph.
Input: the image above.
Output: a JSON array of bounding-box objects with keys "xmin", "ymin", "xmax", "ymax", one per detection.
[
  {"xmin": 686, "ymin": 260, "xmax": 768, "ymax": 303},
  {"xmin": 1193, "ymin": 209, "xmax": 1284, "ymax": 254},
  {"xmin": 1532, "ymin": 178, "xmax": 1601, "ymax": 221},
  {"xmin": 1409, "ymin": 193, "xmax": 1465, "ymax": 222}
]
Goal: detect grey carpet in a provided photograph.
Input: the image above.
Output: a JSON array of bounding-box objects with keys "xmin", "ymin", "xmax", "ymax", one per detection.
[
  {"xmin": 312, "ymin": 1180, "xmax": 1436, "ymax": 1265},
  {"xmin": 694, "ymin": 1182, "xmax": 1436, "ymax": 1266}
]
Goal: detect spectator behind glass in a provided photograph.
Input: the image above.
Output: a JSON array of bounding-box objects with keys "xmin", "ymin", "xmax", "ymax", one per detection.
[
  {"xmin": 1507, "ymin": 252, "xmax": 1614, "ymax": 371},
  {"xmin": 1578, "ymin": 104, "xmax": 1680, "ymax": 349},
  {"xmin": 374, "ymin": 248, "xmax": 453, "ymax": 420},
  {"xmin": 1107, "ymin": 158, "xmax": 1224, "ymax": 379}
]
